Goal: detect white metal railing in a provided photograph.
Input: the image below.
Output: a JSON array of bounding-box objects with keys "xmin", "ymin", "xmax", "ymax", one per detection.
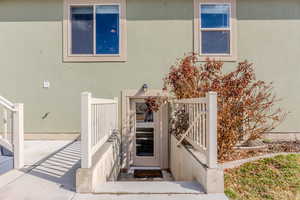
[
  {"xmin": 81, "ymin": 92, "xmax": 118, "ymax": 168},
  {"xmin": 0, "ymin": 96, "xmax": 24, "ymax": 169},
  {"xmin": 172, "ymin": 92, "xmax": 217, "ymax": 168}
]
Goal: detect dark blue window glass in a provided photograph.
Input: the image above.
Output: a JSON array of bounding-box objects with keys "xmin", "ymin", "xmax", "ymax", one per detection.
[
  {"xmin": 201, "ymin": 31, "xmax": 230, "ymax": 54},
  {"xmin": 71, "ymin": 6, "xmax": 93, "ymax": 54},
  {"xmin": 201, "ymin": 4, "xmax": 230, "ymax": 28},
  {"xmin": 96, "ymin": 5, "xmax": 119, "ymax": 54}
]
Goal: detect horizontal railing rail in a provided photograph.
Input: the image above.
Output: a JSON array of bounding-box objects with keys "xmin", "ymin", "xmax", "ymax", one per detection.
[
  {"xmin": 0, "ymin": 96, "xmax": 16, "ymax": 111},
  {"xmin": 171, "ymin": 92, "xmax": 217, "ymax": 168},
  {"xmin": 81, "ymin": 92, "xmax": 118, "ymax": 168}
]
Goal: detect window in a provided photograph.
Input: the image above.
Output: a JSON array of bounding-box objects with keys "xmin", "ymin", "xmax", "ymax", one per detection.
[
  {"xmin": 194, "ymin": 0, "xmax": 236, "ymax": 61},
  {"xmin": 63, "ymin": 0, "xmax": 126, "ymax": 62}
]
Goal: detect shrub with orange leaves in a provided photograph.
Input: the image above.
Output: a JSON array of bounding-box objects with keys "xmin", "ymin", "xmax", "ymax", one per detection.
[{"xmin": 161, "ymin": 53, "xmax": 287, "ymax": 159}]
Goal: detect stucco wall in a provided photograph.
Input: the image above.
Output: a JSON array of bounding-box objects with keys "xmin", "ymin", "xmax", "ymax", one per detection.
[
  {"xmin": 76, "ymin": 133, "xmax": 120, "ymax": 193},
  {"xmin": 170, "ymin": 135, "xmax": 224, "ymax": 193},
  {"xmin": 0, "ymin": 0, "xmax": 299, "ymax": 132}
]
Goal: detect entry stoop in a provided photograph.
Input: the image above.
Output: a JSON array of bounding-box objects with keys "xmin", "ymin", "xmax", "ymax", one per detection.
[
  {"xmin": 94, "ymin": 181, "xmax": 204, "ymax": 194},
  {"xmin": 94, "ymin": 181, "xmax": 228, "ymax": 200}
]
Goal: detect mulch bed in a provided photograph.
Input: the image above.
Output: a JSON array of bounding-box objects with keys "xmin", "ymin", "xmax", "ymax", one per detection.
[{"xmin": 220, "ymin": 141, "xmax": 300, "ymax": 163}]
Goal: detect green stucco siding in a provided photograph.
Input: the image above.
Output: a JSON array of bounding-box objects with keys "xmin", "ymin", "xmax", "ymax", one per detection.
[
  {"xmin": 237, "ymin": 0, "xmax": 300, "ymax": 132},
  {"xmin": 0, "ymin": 0, "xmax": 299, "ymax": 133}
]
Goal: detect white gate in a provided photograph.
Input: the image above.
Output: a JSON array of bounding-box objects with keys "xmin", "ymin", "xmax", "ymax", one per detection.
[{"xmin": 171, "ymin": 92, "xmax": 217, "ymax": 168}]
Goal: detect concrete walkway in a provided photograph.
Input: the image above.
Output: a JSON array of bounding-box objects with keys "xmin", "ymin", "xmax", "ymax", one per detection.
[
  {"xmin": 0, "ymin": 140, "xmax": 228, "ymax": 200},
  {"xmin": 0, "ymin": 140, "xmax": 80, "ymax": 200}
]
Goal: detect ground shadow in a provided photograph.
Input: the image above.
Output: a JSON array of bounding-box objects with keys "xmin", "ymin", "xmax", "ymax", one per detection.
[{"xmin": 20, "ymin": 140, "xmax": 81, "ymax": 191}]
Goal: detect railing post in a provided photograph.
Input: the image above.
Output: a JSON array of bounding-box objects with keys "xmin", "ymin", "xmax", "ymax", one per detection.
[
  {"xmin": 81, "ymin": 92, "xmax": 92, "ymax": 168},
  {"xmin": 206, "ymin": 92, "xmax": 217, "ymax": 168},
  {"xmin": 3, "ymin": 108, "xmax": 8, "ymax": 139},
  {"xmin": 13, "ymin": 103, "xmax": 24, "ymax": 169},
  {"xmin": 114, "ymin": 97, "xmax": 118, "ymax": 132}
]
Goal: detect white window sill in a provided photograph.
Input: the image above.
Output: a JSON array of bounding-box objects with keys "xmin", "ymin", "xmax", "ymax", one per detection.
[
  {"xmin": 197, "ymin": 55, "xmax": 237, "ymax": 62},
  {"xmin": 63, "ymin": 55, "xmax": 127, "ymax": 62}
]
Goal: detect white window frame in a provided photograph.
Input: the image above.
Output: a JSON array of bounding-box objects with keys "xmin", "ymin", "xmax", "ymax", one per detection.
[
  {"xmin": 194, "ymin": 0, "xmax": 237, "ymax": 61},
  {"xmin": 63, "ymin": 0, "xmax": 127, "ymax": 62}
]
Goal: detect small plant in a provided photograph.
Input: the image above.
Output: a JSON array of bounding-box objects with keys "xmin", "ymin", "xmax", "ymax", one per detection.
[
  {"xmin": 262, "ymin": 138, "xmax": 273, "ymax": 144},
  {"xmin": 152, "ymin": 53, "xmax": 287, "ymax": 160}
]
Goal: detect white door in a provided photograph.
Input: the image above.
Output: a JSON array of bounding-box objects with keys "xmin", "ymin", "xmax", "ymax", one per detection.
[{"xmin": 131, "ymin": 99, "xmax": 160, "ymax": 167}]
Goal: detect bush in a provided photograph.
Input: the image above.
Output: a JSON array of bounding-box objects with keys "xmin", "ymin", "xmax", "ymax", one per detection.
[{"xmin": 161, "ymin": 53, "xmax": 287, "ymax": 159}]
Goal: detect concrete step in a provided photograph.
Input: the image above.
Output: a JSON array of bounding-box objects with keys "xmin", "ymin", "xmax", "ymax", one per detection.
[
  {"xmin": 94, "ymin": 181, "xmax": 205, "ymax": 194},
  {"xmin": 76, "ymin": 193, "xmax": 229, "ymax": 200}
]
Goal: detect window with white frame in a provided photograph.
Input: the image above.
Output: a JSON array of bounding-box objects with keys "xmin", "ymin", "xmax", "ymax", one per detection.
[
  {"xmin": 63, "ymin": 0, "xmax": 126, "ymax": 62},
  {"xmin": 194, "ymin": 0, "xmax": 236, "ymax": 61}
]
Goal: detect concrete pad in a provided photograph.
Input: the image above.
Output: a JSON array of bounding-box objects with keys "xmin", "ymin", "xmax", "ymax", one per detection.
[
  {"xmin": 0, "ymin": 140, "xmax": 77, "ymax": 188},
  {"xmin": 0, "ymin": 170, "xmax": 75, "ymax": 200},
  {"xmin": 0, "ymin": 169, "xmax": 27, "ymax": 188},
  {"xmin": 74, "ymin": 193, "xmax": 229, "ymax": 200},
  {"xmin": 94, "ymin": 181, "xmax": 205, "ymax": 194},
  {"xmin": 0, "ymin": 140, "xmax": 81, "ymax": 200},
  {"xmin": 0, "ymin": 140, "xmax": 229, "ymax": 200},
  {"xmin": 24, "ymin": 140, "xmax": 74, "ymax": 166},
  {"xmin": 25, "ymin": 141, "xmax": 81, "ymax": 191}
]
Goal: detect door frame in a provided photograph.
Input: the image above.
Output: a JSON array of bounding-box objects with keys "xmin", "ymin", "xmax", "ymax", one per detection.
[{"xmin": 121, "ymin": 89, "xmax": 169, "ymax": 170}]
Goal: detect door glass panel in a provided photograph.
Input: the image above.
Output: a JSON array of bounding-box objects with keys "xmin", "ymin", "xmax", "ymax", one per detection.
[{"xmin": 135, "ymin": 102, "xmax": 154, "ymax": 157}]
